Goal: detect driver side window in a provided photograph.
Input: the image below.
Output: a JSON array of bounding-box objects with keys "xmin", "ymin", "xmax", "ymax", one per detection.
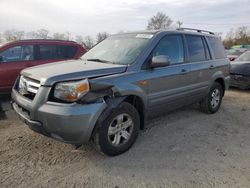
[
  {"xmin": 0, "ymin": 45, "xmax": 34, "ymax": 63},
  {"xmin": 153, "ymin": 35, "xmax": 184, "ymax": 65}
]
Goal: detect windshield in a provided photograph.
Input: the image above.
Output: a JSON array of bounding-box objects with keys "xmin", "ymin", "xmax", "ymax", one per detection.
[
  {"xmin": 236, "ymin": 51, "xmax": 250, "ymax": 61},
  {"xmin": 81, "ymin": 34, "xmax": 152, "ymax": 65}
]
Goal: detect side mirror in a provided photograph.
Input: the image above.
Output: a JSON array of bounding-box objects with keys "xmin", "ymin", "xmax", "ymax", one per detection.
[{"xmin": 150, "ymin": 55, "xmax": 170, "ymax": 68}]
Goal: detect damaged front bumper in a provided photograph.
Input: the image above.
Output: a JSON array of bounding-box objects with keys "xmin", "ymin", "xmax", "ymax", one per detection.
[{"xmin": 11, "ymin": 88, "xmax": 107, "ymax": 144}]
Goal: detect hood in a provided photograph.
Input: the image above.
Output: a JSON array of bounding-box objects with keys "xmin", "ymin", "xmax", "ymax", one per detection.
[
  {"xmin": 21, "ymin": 60, "xmax": 127, "ymax": 86},
  {"xmin": 230, "ymin": 61, "xmax": 250, "ymax": 76}
]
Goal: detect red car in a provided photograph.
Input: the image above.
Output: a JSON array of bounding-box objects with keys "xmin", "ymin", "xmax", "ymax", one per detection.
[{"xmin": 0, "ymin": 39, "xmax": 86, "ymax": 94}]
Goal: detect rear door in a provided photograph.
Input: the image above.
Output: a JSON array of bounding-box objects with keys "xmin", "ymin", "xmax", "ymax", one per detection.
[
  {"xmin": 0, "ymin": 45, "xmax": 35, "ymax": 92},
  {"xmin": 146, "ymin": 34, "xmax": 193, "ymax": 116},
  {"xmin": 185, "ymin": 34, "xmax": 214, "ymax": 102},
  {"xmin": 31, "ymin": 44, "xmax": 77, "ymax": 66}
]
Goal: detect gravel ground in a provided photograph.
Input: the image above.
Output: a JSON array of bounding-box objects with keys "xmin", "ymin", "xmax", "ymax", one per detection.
[{"xmin": 0, "ymin": 89, "xmax": 250, "ymax": 188}]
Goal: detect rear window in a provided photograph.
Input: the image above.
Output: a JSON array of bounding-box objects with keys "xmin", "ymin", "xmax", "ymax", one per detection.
[
  {"xmin": 186, "ymin": 35, "xmax": 206, "ymax": 62},
  {"xmin": 38, "ymin": 45, "xmax": 77, "ymax": 60},
  {"xmin": 207, "ymin": 37, "xmax": 226, "ymax": 59}
]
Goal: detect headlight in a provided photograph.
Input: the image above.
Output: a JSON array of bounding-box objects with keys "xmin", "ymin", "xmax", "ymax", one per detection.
[{"xmin": 54, "ymin": 79, "xmax": 89, "ymax": 102}]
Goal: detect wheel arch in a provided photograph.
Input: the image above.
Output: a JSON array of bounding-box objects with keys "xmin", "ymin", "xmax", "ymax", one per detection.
[
  {"xmin": 214, "ymin": 77, "xmax": 225, "ymax": 96},
  {"xmin": 123, "ymin": 95, "xmax": 146, "ymax": 130},
  {"xmin": 90, "ymin": 94, "xmax": 146, "ymax": 141},
  {"xmin": 211, "ymin": 71, "xmax": 226, "ymax": 96}
]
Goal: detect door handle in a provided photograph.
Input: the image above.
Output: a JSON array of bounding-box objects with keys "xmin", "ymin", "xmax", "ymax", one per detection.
[
  {"xmin": 209, "ymin": 64, "xmax": 215, "ymax": 69},
  {"xmin": 179, "ymin": 69, "xmax": 188, "ymax": 75}
]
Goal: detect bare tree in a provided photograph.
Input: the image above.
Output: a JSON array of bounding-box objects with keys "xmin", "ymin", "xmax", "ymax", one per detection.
[
  {"xmin": 96, "ymin": 32, "xmax": 110, "ymax": 44},
  {"xmin": 224, "ymin": 28, "xmax": 236, "ymax": 49},
  {"xmin": 223, "ymin": 26, "xmax": 250, "ymax": 49},
  {"xmin": 3, "ymin": 29, "xmax": 25, "ymax": 41},
  {"xmin": 52, "ymin": 32, "xmax": 68, "ymax": 40},
  {"xmin": 236, "ymin": 26, "xmax": 248, "ymax": 38},
  {"xmin": 235, "ymin": 26, "xmax": 249, "ymax": 44},
  {"xmin": 75, "ymin": 35, "xmax": 85, "ymax": 46},
  {"xmin": 215, "ymin": 32, "xmax": 223, "ymax": 40},
  {"xmin": 225, "ymin": 28, "xmax": 235, "ymax": 40},
  {"xmin": 176, "ymin": 20, "xmax": 183, "ymax": 28},
  {"xmin": 147, "ymin": 12, "xmax": 173, "ymax": 30},
  {"xmin": 83, "ymin": 36, "xmax": 94, "ymax": 50},
  {"xmin": 28, "ymin": 29, "xmax": 49, "ymax": 39}
]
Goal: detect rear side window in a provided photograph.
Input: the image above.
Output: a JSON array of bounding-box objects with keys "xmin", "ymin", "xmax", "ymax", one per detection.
[
  {"xmin": 186, "ymin": 35, "xmax": 206, "ymax": 62},
  {"xmin": 152, "ymin": 35, "xmax": 184, "ymax": 64},
  {"xmin": 38, "ymin": 45, "xmax": 77, "ymax": 60},
  {"xmin": 207, "ymin": 37, "xmax": 226, "ymax": 59}
]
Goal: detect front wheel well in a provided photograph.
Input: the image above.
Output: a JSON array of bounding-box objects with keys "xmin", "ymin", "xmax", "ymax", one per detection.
[{"xmin": 123, "ymin": 95, "xmax": 145, "ymax": 130}]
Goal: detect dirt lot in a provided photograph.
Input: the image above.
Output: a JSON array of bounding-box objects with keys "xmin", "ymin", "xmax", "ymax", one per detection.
[{"xmin": 0, "ymin": 89, "xmax": 250, "ymax": 188}]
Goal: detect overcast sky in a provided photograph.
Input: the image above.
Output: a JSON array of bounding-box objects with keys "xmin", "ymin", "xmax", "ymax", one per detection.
[{"xmin": 0, "ymin": 0, "xmax": 250, "ymax": 38}]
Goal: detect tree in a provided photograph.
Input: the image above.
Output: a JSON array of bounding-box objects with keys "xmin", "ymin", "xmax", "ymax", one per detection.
[
  {"xmin": 28, "ymin": 29, "xmax": 49, "ymax": 39},
  {"xmin": 75, "ymin": 35, "xmax": 85, "ymax": 46},
  {"xmin": 235, "ymin": 26, "xmax": 249, "ymax": 44},
  {"xmin": 83, "ymin": 36, "xmax": 94, "ymax": 50},
  {"xmin": 96, "ymin": 32, "xmax": 110, "ymax": 44},
  {"xmin": 147, "ymin": 12, "xmax": 173, "ymax": 30},
  {"xmin": 176, "ymin": 20, "xmax": 183, "ymax": 28},
  {"xmin": 223, "ymin": 26, "xmax": 250, "ymax": 49},
  {"xmin": 52, "ymin": 32, "xmax": 68, "ymax": 40},
  {"xmin": 215, "ymin": 32, "xmax": 223, "ymax": 40},
  {"xmin": 3, "ymin": 29, "xmax": 25, "ymax": 41}
]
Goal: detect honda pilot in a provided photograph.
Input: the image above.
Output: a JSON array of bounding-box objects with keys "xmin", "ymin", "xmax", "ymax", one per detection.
[{"xmin": 12, "ymin": 28, "xmax": 230, "ymax": 156}]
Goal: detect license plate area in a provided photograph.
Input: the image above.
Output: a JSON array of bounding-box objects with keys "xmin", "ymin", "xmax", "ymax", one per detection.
[{"xmin": 12, "ymin": 102, "xmax": 30, "ymax": 120}]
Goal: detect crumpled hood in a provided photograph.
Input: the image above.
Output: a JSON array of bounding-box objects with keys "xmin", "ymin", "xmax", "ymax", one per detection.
[
  {"xmin": 230, "ymin": 61, "xmax": 250, "ymax": 76},
  {"xmin": 21, "ymin": 60, "xmax": 127, "ymax": 86}
]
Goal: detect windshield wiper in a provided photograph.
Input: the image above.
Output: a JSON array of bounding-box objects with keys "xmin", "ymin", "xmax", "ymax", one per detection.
[{"xmin": 86, "ymin": 58, "xmax": 113, "ymax": 64}]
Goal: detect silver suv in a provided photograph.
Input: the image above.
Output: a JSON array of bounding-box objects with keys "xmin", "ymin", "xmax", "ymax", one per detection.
[{"xmin": 12, "ymin": 28, "xmax": 230, "ymax": 156}]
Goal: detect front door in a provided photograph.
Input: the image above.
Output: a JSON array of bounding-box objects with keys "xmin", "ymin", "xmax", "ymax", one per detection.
[
  {"xmin": 0, "ymin": 45, "xmax": 35, "ymax": 92},
  {"xmin": 145, "ymin": 34, "xmax": 193, "ymax": 117}
]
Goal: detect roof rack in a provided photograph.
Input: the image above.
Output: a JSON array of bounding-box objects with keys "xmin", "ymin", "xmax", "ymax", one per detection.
[{"xmin": 176, "ymin": 28, "xmax": 215, "ymax": 35}]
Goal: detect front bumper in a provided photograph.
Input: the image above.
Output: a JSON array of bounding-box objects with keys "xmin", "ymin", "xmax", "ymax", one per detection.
[
  {"xmin": 12, "ymin": 102, "xmax": 50, "ymax": 137},
  {"xmin": 230, "ymin": 74, "xmax": 250, "ymax": 89},
  {"xmin": 12, "ymin": 88, "xmax": 107, "ymax": 144}
]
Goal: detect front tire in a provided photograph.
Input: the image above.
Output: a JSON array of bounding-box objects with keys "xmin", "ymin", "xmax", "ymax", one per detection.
[
  {"xmin": 92, "ymin": 102, "xmax": 140, "ymax": 156},
  {"xmin": 200, "ymin": 82, "xmax": 223, "ymax": 114}
]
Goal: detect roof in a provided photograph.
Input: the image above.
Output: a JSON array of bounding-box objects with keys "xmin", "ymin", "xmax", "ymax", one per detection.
[
  {"xmin": 0, "ymin": 39, "xmax": 78, "ymax": 47},
  {"xmin": 0, "ymin": 42, "xmax": 8, "ymax": 47}
]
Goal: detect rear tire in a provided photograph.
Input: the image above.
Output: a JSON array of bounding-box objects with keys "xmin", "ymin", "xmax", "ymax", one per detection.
[
  {"xmin": 200, "ymin": 82, "xmax": 223, "ymax": 114},
  {"xmin": 92, "ymin": 102, "xmax": 140, "ymax": 156}
]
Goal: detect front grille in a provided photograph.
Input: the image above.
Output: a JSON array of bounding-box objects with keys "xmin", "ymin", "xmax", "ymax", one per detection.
[{"xmin": 18, "ymin": 76, "xmax": 41, "ymax": 100}]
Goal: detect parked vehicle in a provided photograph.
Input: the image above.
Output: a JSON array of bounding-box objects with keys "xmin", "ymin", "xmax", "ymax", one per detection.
[
  {"xmin": 231, "ymin": 44, "xmax": 250, "ymax": 49},
  {"xmin": 230, "ymin": 51, "xmax": 250, "ymax": 89},
  {"xmin": 12, "ymin": 28, "xmax": 230, "ymax": 156},
  {"xmin": 226, "ymin": 48, "xmax": 247, "ymax": 61},
  {"xmin": 0, "ymin": 39, "xmax": 86, "ymax": 94}
]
